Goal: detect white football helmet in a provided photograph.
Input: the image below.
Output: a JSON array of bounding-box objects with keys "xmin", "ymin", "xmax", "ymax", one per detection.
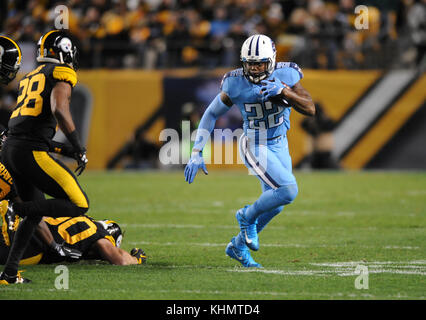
[{"xmin": 240, "ymin": 34, "xmax": 276, "ymax": 83}]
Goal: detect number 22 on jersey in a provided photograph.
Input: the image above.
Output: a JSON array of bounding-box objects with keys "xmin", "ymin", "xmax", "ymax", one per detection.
[
  {"xmin": 245, "ymin": 101, "xmax": 284, "ymax": 130},
  {"xmin": 10, "ymin": 65, "xmax": 46, "ymax": 119}
]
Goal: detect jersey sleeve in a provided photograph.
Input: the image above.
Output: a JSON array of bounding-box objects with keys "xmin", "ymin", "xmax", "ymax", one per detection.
[
  {"xmin": 220, "ymin": 72, "xmax": 231, "ymax": 95},
  {"xmin": 52, "ymin": 65, "xmax": 77, "ymax": 87},
  {"xmin": 275, "ymin": 62, "xmax": 303, "ymax": 87},
  {"xmin": 219, "ymin": 68, "xmax": 243, "ymax": 101}
]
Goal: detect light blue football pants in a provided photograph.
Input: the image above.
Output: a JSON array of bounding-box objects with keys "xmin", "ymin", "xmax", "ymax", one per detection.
[{"xmin": 239, "ymin": 133, "xmax": 298, "ymax": 232}]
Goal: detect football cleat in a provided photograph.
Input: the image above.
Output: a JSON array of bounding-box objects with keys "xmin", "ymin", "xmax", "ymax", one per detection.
[
  {"xmin": 0, "ymin": 271, "xmax": 31, "ymax": 285},
  {"xmin": 225, "ymin": 237, "xmax": 262, "ymax": 268},
  {"xmin": 236, "ymin": 206, "xmax": 259, "ymax": 251}
]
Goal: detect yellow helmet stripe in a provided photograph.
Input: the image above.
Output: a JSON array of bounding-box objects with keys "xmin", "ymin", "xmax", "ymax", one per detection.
[
  {"xmin": 40, "ymin": 30, "xmax": 59, "ymax": 58},
  {"xmin": 0, "ymin": 36, "xmax": 21, "ymax": 64}
]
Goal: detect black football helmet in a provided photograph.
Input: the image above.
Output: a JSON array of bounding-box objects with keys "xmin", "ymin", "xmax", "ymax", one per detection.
[
  {"xmin": 98, "ymin": 219, "xmax": 123, "ymax": 248},
  {"xmin": 0, "ymin": 36, "xmax": 22, "ymax": 84},
  {"xmin": 36, "ymin": 30, "xmax": 78, "ymax": 69}
]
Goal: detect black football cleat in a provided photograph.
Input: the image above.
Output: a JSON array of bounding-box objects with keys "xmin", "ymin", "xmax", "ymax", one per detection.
[{"xmin": 0, "ymin": 271, "xmax": 31, "ymax": 285}]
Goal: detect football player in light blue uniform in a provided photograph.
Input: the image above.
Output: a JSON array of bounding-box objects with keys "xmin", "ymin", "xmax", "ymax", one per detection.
[{"xmin": 184, "ymin": 34, "xmax": 315, "ymax": 267}]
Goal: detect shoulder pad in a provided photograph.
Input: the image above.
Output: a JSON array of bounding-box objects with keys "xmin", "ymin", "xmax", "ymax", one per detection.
[
  {"xmin": 225, "ymin": 68, "xmax": 244, "ymax": 78},
  {"xmin": 276, "ymin": 62, "xmax": 303, "ymax": 79},
  {"xmin": 220, "ymin": 68, "xmax": 243, "ymax": 90},
  {"xmin": 52, "ymin": 65, "xmax": 77, "ymax": 87}
]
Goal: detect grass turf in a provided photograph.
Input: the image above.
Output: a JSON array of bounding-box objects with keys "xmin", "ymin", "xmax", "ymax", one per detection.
[{"xmin": 0, "ymin": 170, "xmax": 425, "ymax": 300}]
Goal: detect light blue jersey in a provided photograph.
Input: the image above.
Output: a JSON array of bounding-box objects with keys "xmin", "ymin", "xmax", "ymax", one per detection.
[{"xmin": 221, "ymin": 62, "xmax": 303, "ymax": 140}]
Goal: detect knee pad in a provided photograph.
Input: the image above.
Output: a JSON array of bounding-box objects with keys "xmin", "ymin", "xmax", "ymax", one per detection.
[{"xmin": 273, "ymin": 184, "xmax": 298, "ymax": 206}]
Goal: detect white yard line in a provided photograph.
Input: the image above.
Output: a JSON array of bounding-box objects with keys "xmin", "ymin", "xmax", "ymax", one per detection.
[
  {"xmin": 129, "ymin": 240, "xmax": 421, "ymax": 250},
  {"xmin": 229, "ymin": 260, "xmax": 426, "ymax": 277},
  {"xmin": 120, "ymin": 223, "xmax": 381, "ymax": 231},
  {"xmin": 3, "ymin": 288, "xmax": 414, "ymax": 299}
]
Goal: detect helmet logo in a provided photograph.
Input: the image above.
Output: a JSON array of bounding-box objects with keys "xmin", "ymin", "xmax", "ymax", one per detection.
[
  {"xmin": 116, "ymin": 234, "xmax": 123, "ymax": 248},
  {"xmin": 14, "ymin": 55, "xmax": 20, "ymax": 69},
  {"xmin": 58, "ymin": 37, "xmax": 72, "ymax": 53}
]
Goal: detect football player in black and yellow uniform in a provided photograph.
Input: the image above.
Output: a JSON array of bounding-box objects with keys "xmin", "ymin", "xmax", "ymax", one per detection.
[
  {"xmin": 0, "ymin": 30, "xmax": 90, "ymax": 284},
  {"xmin": 0, "ymin": 207, "xmax": 147, "ymax": 266},
  {"xmin": 0, "ymin": 35, "xmax": 21, "ymax": 85},
  {"xmin": 1, "ymin": 35, "xmax": 81, "ymax": 281}
]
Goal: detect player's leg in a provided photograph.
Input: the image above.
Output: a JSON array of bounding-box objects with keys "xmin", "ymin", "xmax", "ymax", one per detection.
[
  {"xmin": 9, "ymin": 150, "xmax": 89, "ymax": 218},
  {"xmin": 255, "ymin": 137, "xmax": 297, "ymax": 233},
  {"xmin": 0, "ymin": 146, "xmax": 43, "ymax": 282},
  {"xmin": 237, "ymin": 136, "xmax": 298, "ymax": 250},
  {"xmin": 0, "ymin": 147, "xmax": 87, "ymax": 283},
  {"xmin": 0, "ymin": 166, "xmax": 45, "ymax": 280},
  {"xmin": 255, "ymin": 182, "xmax": 284, "ymax": 234},
  {"xmin": 0, "ymin": 213, "xmax": 43, "ymax": 283}
]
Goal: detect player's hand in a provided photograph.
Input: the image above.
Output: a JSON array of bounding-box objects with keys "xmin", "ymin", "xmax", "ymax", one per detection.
[
  {"xmin": 74, "ymin": 148, "xmax": 88, "ymax": 176},
  {"xmin": 184, "ymin": 151, "xmax": 208, "ymax": 184},
  {"xmin": 51, "ymin": 242, "xmax": 82, "ymax": 260},
  {"xmin": 260, "ymin": 78, "xmax": 289, "ymax": 101},
  {"xmin": 130, "ymin": 248, "xmax": 147, "ymax": 264}
]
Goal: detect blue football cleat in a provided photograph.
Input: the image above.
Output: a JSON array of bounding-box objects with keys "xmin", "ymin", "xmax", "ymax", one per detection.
[
  {"xmin": 225, "ymin": 237, "xmax": 262, "ymax": 268},
  {"xmin": 236, "ymin": 206, "xmax": 259, "ymax": 251}
]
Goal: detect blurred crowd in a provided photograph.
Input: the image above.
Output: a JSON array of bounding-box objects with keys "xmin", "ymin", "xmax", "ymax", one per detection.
[{"xmin": 1, "ymin": 0, "xmax": 425, "ymax": 70}]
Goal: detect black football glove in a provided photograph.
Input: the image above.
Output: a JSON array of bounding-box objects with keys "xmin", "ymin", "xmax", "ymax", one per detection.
[
  {"xmin": 130, "ymin": 248, "xmax": 147, "ymax": 264},
  {"xmin": 50, "ymin": 242, "xmax": 82, "ymax": 260},
  {"xmin": 74, "ymin": 148, "xmax": 88, "ymax": 176}
]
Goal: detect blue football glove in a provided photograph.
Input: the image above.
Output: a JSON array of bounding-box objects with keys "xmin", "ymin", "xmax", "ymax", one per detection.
[
  {"xmin": 184, "ymin": 151, "xmax": 208, "ymax": 184},
  {"xmin": 260, "ymin": 78, "xmax": 288, "ymax": 101}
]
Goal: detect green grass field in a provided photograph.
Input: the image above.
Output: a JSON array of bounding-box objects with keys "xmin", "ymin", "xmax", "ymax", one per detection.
[{"xmin": 0, "ymin": 170, "xmax": 425, "ymax": 300}]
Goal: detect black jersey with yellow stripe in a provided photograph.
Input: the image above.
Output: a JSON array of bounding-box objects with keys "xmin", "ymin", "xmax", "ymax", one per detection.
[
  {"xmin": 7, "ymin": 62, "xmax": 77, "ymax": 148},
  {"xmin": 39, "ymin": 215, "xmax": 113, "ymax": 264}
]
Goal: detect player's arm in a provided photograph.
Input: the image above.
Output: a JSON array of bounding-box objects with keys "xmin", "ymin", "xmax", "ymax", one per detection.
[
  {"xmin": 184, "ymin": 92, "xmax": 232, "ymax": 184},
  {"xmin": 261, "ymin": 78, "xmax": 315, "ymax": 116},
  {"xmin": 93, "ymin": 238, "xmax": 144, "ymax": 265},
  {"xmin": 191, "ymin": 92, "xmax": 233, "ymax": 153},
  {"xmin": 36, "ymin": 218, "xmax": 82, "ymax": 260},
  {"xmin": 51, "ymin": 81, "xmax": 76, "ymax": 136},
  {"xmin": 281, "ymin": 82, "xmax": 315, "ymax": 116},
  {"xmin": 50, "ymin": 81, "xmax": 88, "ymax": 175}
]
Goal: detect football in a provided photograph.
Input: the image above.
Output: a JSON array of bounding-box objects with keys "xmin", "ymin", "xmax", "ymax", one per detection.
[{"xmin": 269, "ymin": 95, "xmax": 290, "ymax": 106}]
